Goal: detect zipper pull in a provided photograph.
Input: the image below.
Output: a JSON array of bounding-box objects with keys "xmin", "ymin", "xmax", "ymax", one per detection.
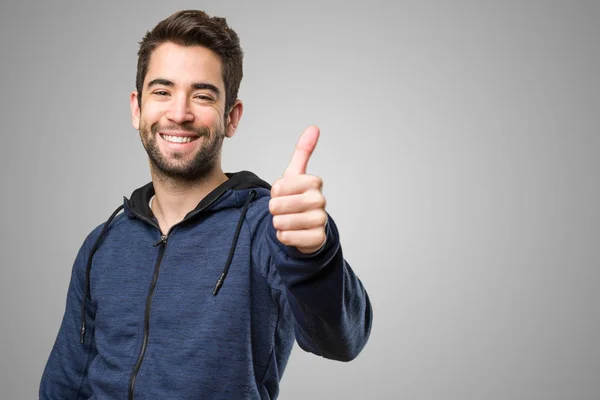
[
  {"xmin": 80, "ymin": 321, "xmax": 86, "ymax": 344},
  {"xmin": 153, "ymin": 234, "xmax": 168, "ymax": 247}
]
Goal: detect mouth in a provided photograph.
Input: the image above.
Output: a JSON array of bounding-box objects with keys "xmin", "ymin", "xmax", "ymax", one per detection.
[{"xmin": 159, "ymin": 133, "xmax": 201, "ymax": 144}]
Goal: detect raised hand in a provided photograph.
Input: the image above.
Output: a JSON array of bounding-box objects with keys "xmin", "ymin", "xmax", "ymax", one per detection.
[{"xmin": 269, "ymin": 126, "xmax": 328, "ymax": 254}]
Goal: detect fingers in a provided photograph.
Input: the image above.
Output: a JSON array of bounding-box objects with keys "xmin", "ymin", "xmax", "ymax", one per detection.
[
  {"xmin": 271, "ymin": 175, "xmax": 323, "ymax": 198},
  {"xmin": 269, "ymin": 189, "xmax": 326, "ymax": 215},
  {"xmin": 276, "ymin": 227, "xmax": 327, "ymax": 251},
  {"xmin": 272, "ymin": 209, "xmax": 328, "ymax": 231}
]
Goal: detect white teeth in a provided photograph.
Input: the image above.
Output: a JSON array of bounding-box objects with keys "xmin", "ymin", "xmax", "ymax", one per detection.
[{"xmin": 162, "ymin": 135, "xmax": 195, "ymax": 144}]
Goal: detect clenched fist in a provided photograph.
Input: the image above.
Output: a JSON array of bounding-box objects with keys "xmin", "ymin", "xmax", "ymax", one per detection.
[{"xmin": 269, "ymin": 126, "xmax": 328, "ymax": 254}]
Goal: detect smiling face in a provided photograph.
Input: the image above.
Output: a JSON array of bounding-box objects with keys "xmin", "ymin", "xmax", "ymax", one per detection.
[{"xmin": 130, "ymin": 41, "xmax": 242, "ymax": 182}]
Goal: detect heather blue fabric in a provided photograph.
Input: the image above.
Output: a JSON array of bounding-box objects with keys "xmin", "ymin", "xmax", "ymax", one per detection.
[{"xmin": 39, "ymin": 171, "xmax": 372, "ymax": 399}]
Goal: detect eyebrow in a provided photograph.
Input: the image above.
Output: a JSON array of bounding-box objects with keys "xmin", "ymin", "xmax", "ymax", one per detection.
[{"xmin": 147, "ymin": 78, "xmax": 221, "ymax": 98}]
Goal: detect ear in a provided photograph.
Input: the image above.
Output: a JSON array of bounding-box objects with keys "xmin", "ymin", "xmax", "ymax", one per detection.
[
  {"xmin": 130, "ymin": 91, "xmax": 140, "ymax": 130},
  {"xmin": 225, "ymin": 99, "xmax": 243, "ymax": 138}
]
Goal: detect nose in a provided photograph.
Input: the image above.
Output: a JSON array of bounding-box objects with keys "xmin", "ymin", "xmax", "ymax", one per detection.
[{"xmin": 165, "ymin": 95, "xmax": 194, "ymax": 124}]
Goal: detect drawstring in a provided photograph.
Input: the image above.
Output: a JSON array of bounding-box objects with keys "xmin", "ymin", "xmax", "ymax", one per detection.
[
  {"xmin": 213, "ymin": 190, "xmax": 257, "ymax": 295},
  {"xmin": 80, "ymin": 204, "xmax": 124, "ymax": 344}
]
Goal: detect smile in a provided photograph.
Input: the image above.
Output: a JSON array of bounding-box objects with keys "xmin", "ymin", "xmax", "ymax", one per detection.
[{"xmin": 160, "ymin": 134, "xmax": 199, "ymax": 144}]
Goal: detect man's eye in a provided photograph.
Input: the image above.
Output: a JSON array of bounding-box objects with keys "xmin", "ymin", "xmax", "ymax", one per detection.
[
  {"xmin": 153, "ymin": 91, "xmax": 169, "ymax": 96},
  {"xmin": 195, "ymin": 95, "xmax": 213, "ymax": 101}
]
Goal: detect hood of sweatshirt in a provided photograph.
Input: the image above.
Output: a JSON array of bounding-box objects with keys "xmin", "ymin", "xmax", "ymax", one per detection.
[{"xmin": 123, "ymin": 170, "xmax": 273, "ymax": 222}]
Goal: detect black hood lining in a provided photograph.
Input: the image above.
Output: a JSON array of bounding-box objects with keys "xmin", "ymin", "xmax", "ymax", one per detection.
[{"xmin": 125, "ymin": 170, "xmax": 271, "ymax": 220}]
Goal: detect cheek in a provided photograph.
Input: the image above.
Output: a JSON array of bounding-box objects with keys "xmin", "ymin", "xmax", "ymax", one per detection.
[
  {"xmin": 196, "ymin": 108, "xmax": 223, "ymax": 128},
  {"xmin": 141, "ymin": 106, "xmax": 163, "ymax": 124}
]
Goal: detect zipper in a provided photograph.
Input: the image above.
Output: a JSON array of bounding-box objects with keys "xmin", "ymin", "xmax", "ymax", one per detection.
[
  {"xmin": 125, "ymin": 189, "xmax": 230, "ymax": 399},
  {"xmin": 128, "ymin": 233, "xmax": 168, "ymax": 400}
]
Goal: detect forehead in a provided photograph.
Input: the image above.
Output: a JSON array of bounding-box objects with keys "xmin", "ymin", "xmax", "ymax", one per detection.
[{"xmin": 144, "ymin": 42, "xmax": 224, "ymax": 89}]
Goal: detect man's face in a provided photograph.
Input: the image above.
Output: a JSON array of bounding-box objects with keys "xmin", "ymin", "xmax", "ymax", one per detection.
[{"xmin": 131, "ymin": 42, "xmax": 233, "ymax": 181}]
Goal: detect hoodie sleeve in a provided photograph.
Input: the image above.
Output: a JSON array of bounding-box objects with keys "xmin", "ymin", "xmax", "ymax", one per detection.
[
  {"xmin": 39, "ymin": 227, "xmax": 100, "ymax": 399},
  {"xmin": 252, "ymin": 202, "xmax": 373, "ymax": 362}
]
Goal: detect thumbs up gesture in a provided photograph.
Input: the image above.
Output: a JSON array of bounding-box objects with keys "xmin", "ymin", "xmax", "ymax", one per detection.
[{"xmin": 269, "ymin": 126, "xmax": 328, "ymax": 254}]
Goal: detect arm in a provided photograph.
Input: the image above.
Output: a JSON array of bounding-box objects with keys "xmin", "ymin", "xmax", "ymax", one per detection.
[
  {"xmin": 257, "ymin": 125, "xmax": 372, "ymax": 360},
  {"xmin": 254, "ymin": 206, "xmax": 373, "ymax": 361},
  {"xmin": 39, "ymin": 229, "xmax": 99, "ymax": 399}
]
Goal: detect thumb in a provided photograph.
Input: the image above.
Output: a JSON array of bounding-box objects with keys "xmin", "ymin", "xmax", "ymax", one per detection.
[{"xmin": 284, "ymin": 125, "xmax": 320, "ymax": 176}]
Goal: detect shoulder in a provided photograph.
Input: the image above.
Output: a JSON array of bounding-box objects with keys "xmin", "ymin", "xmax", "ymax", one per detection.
[
  {"xmin": 243, "ymin": 189, "xmax": 272, "ymax": 227},
  {"xmin": 79, "ymin": 208, "xmax": 130, "ymax": 254}
]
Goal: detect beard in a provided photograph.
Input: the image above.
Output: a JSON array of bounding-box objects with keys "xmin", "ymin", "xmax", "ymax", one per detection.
[{"xmin": 139, "ymin": 118, "xmax": 225, "ymax": 183}]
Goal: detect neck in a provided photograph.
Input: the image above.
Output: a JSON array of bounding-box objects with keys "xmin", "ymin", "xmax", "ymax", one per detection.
[{"xmin": 149, "ymin": 164, "xmax": 229, "ymax": 234}]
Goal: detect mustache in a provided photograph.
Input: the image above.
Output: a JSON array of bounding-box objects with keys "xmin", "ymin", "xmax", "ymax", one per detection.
[{"xmin": 150, "ymin": 123, "xmax": 210, "ymax": 137}]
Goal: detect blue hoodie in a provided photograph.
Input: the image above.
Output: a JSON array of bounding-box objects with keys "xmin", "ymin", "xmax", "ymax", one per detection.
[{"xmin": 39, "ymin": 171, "xmax": 372, "ymax": 399}]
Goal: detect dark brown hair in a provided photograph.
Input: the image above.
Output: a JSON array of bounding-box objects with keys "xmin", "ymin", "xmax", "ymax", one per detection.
[{"xmin": 135, "ymin": 10, "xmax": 243, "ymax": 114}]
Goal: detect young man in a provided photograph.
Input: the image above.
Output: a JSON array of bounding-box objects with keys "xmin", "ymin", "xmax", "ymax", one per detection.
[{"xmin": 39, "ymin": 9, "xmax": 372, "ymax": 400}]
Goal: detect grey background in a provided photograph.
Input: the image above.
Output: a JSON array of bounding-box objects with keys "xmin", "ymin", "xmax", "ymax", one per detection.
[{"xmin": 1, "ymin": 0, "xmax": 599, "ymax": 399}]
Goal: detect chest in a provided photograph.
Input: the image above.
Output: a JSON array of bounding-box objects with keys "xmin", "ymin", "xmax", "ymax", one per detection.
[{"xmin": 88, "ymin": 220, "xmax": 261, "ymax": 331}]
